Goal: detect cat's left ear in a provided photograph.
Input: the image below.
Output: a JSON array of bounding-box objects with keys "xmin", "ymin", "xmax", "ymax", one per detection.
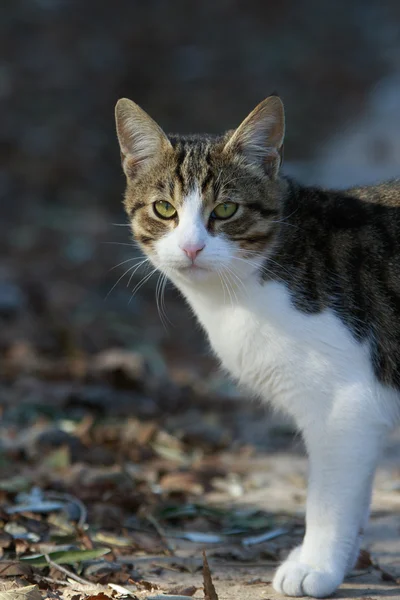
[
  {"xmin": 115, "ymin": 98, "xmax": 172, "ymax": 178},
  {"xmin": 224, "ymin": 96, "xmax": 285, "ymax": 178}
]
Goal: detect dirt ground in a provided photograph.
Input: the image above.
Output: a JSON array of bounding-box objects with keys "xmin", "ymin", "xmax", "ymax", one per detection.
[{"xmin": 1, "ymin": 206, "xmax": 399, "ymax": 600}]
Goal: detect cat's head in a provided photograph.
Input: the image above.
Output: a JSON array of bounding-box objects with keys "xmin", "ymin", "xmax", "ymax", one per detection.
[{"xmin": 115, "ymin": 96, "xmax": 286, "ymax": 283}]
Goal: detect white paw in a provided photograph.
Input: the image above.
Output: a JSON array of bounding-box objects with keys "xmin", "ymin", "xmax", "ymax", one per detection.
[{"xmin": 273, "ymin": 559, "xmax": 341, "ymax": 598}]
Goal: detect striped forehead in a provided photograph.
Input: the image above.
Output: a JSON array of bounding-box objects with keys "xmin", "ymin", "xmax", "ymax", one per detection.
[{"xmin": 171, "ymin": 137, "xmax": 213, "ymax": 196}]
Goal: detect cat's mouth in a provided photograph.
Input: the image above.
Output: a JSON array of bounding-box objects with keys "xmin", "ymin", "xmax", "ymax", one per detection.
[
  {"xmin": 171, "ymin": 263, "xmax": 212, "ymax": 278},
  {"xmin": 179, "ymin": 264, "xmax": 208, "ymax": 271}
]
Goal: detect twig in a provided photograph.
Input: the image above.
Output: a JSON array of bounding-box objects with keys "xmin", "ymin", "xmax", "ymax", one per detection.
[
  {"xmin": 44, "ymin": 554, "xmax": 91, "ymax": 585},
  {"xmin": 146, "ymin": 514, "xmax": 175, "ymax": 555},
  {"xmin": 34, "ymin": 575, "xmax": 70, "ymax": 586}
]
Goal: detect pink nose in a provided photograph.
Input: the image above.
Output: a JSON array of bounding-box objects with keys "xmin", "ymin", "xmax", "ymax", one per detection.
[{"xmin": 181, "ymin": 244, "xmax": 205, "ymax": 262}]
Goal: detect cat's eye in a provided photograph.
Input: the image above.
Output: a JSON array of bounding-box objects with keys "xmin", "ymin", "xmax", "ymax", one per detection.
[
  {"xmin": 211, "ymin": 201, "xmax": 238, "ymax": 220},
  {"xmin": 153, "ymin": 200, "xmax": 177, "ymax": 219}
]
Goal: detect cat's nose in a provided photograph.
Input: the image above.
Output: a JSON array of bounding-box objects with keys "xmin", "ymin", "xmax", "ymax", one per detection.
[{"xmin": 181, "ymin": 243, "xmax": 205, "ymax": 262}]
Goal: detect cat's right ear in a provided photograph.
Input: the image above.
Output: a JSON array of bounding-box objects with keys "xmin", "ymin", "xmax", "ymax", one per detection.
[
  {"xmin": 115, "ymin": 98, "xmax": 171, "ymax": 178},
  {"xmin": 223, "ymin": 96, "xmax": 285, "ymax": 178}
]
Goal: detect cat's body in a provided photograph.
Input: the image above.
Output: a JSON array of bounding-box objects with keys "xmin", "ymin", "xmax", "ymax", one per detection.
[{"xmin": 115, "ymin": 96, "xmax": 400, "ymax": 597}]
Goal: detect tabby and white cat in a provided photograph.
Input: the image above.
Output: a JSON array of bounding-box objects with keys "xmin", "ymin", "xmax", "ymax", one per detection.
[{"xmin": 115, "ymin": 96, "xmax": 400, "ymax": 598}]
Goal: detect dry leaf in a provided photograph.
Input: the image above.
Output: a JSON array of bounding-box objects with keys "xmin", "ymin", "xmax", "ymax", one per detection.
[
  {"xmin": 159, "ymin": 472, "xmax": 203, "ymax": 495},
  {"xmin": 0, "ymin": 562, "xmax": 33, "ymax": 578},
  {"xmin": 168, "ymin": 586, "xmax": 196, "ymax": 597},
  {"xmin": 107, "ymin": 584, "xmax": 138, "ymax": 597},
  {"xmin": 355, "ymin": 549, "xmax": 373, "ymax": 570},
  {"xmin": 202, "ymin": 552, "xmax": 218, "ymax": 600},
  {"xmin": 0, "ymin": 532, "xmax": 13, "ymax": 548},
  {"xmin": 135, "ymin": 581, "xmax": 158, "ymax": 591},
  {"xmin": 0, "ymin": 584, "xmax": 42, "ymax": 600}
]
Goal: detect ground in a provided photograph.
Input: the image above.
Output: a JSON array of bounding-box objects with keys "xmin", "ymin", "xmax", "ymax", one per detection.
[{"xmin": 0, "ymin": 205, "xmax": 399, "ymax": 600}]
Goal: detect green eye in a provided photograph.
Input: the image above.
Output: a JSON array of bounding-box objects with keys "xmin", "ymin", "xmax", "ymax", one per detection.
[
  {"xmin": 154, "ymin": 200, "xmax": 177, "ymax": 219},
  {"xmin": 211, "ymin": 201, "xmax": 238, "ymax": 220}
]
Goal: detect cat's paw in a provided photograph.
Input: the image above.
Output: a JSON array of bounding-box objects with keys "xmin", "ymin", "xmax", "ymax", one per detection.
[{"xmin": 273, "ymin": 560, "xmax": 341, "ymax": 598}]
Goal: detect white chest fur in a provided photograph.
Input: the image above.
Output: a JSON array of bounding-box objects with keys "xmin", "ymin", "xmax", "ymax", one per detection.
[{"xmin": 173, "ymin": 277, "xmax": 390, "ymax": 428}]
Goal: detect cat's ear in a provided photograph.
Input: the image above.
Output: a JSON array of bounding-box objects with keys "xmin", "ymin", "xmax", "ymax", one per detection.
[
  {"xmin": 224, "ymin": 96, "xmax": 285, "ymax": 178},
  {"xmin": 115, "ymin": 98, "xmax": 172, "ymax": 178}
]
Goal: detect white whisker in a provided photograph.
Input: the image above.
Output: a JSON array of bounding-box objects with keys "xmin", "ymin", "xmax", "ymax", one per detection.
[
  {"xmin": 216, "ymin": 267, "xmax": 227, "ymax": 305},
  {"xmin": 224, "ymin": 264, "xmax": 249, "ymax": 300},
  {"xmin": 127, "ymin": 258, "xmax": 150, "ymax": 287},
  {"xmin": 129, "ymin": 267, "xmax": 158, "ymax": 304},
  {"xmin": 109, "ymin": 256, "xmax": 145, "ymax": 272},
  {"xmin": 105, "ymin": 263, "xmax": 142, "ymax": 300},
  {"xmin": 103, "ymin": 241, "xmax": 138, "ymax": 247},
  {"xmin": 160, "ymin": 273, "xmax": 173, "ymax": 327}
]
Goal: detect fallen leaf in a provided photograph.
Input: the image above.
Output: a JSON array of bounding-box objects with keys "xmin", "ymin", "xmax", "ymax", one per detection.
[
  {"xmin": 107, "ymin": 583, "xmax": 137, "ymax": 597},
  {"xmin": 0, "ymin": 562, "xmax": 33, "ymax": 578},
  {"xmin": 355, "ymin": 549, "xmax": 373, "ymax": 570},
  {"xmin": 92, "ymin": 532, "xmax": 134, "ymax": 547},
  {"xmin": 174, "ymin": 532, "xmax": 223, "ymax": 544},
  {"xmin": 202, "ymin": 552, "xmax": 218, "ymax": 600},
  {"xmin": 0, "ymin": 477, "xmax": 31, "ymax": 493},
  {"xmin": 159, "ymin": 472, "xmax": 203, "ymax": 495},
  {"xmin": 242, "ymin": 527, "xmax": 288, "ymax": 546},
  {"xmin": 168, "ymin": 586, "xmax": 196, "ymax": 597},
  {"xmin": 6, "ymin": 500, "xmax": 65, "ymax": 515},
  {"xmin": 0, "ymin": 584, "xmax": 42, "ymax": 600},
  {"xmin": 134, "ymin": 581, "xmax": 158, "ymax": 591},
  {"xmin": 20, "ymin": 547, "xmax": 111, "ymax": 568},
  {"xmin": 42, "ymin": 446, "xmax": 71, "ymax": 469},
  {"xmin": 0, "ymin": 532, "xmax": 13, "ymax": 548}
]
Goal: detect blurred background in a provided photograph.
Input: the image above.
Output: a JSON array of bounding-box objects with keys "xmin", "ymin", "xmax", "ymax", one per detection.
[{"xmin": 1, "ymin": 1, "xmax": 400, "ymax": 592}]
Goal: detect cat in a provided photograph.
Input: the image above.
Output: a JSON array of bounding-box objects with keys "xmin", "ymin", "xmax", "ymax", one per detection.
[{"xmin": 114, "ymin": 95, "xmax": 400, "ymax": 598}]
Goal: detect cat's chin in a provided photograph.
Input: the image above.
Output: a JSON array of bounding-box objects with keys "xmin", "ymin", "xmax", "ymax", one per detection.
[{"xmin": 164, "ymin": 264, "xmax": 215, "ymax": 283}]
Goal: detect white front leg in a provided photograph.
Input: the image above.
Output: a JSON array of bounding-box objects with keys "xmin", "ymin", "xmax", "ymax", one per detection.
[{"xmin": 273, "ymin": 389, "xmax": 387, "ymax": 598}]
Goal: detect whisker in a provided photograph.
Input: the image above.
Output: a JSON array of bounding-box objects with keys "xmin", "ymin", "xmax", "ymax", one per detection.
[
  {"xmin": 127, "ymin": 258, "xmax": 150, "ymax": 287},
  {"xmin": 109, "ymin": 256, "xmax": 145, "ymax": 272},
  {"xmin": 220, "ymin": 269, "xmax": 234, "ymax": 308},
  {"xmin": 234, "ymin": 249, "xmax": 294, "ymax": 280},
  {"xmin": 224, "ymin": 264, "xmax": 249, "ymax": 299},
  {"xmin": 128, "ymin": 268, "xmax": 158, "ymax": 304},
  {"xmin": 224, "ymin": 269, "xmax": 239, "ymax": 306},
  {"xmin": 105, "ymin": 263, "xmax": 141, "ymax": 300},
  {"xmin": 160, "ymin": 273, "xmax": 173, "ymax": 327},
  {"xmin": 216, "ymin": 267, "xmax": 227, "ymax": 305},
  {"xmin": 155, "ymin": 272, "xmax": 168, "ymax": 331},
  {"xmin": 103, "ymin": 241, "xmax": 138, "ymax": 247},
  {"xmin": 230, "ymin": 255, "xmax": 287, "ymax": 284}
]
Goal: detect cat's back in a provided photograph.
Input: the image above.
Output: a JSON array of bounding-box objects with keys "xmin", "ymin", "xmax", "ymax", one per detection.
[{"xmin": 347, "ymin": 179, "xmax": 400, "ymax": 208}]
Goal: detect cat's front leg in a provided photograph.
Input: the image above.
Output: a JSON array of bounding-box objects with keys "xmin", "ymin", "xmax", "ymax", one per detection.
[
  {"xmin": 283, "ymin": 478, "xmax": 373, "ymax": 579},
  {"xmin": 273, "ymin": 393, "xmax": 387, "ymax": 598}
]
